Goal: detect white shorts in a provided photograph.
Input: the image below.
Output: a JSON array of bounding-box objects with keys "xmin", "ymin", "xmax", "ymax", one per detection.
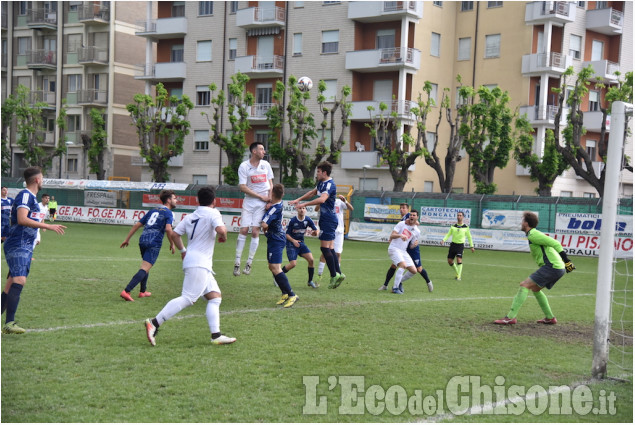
[
  {"xmin": 240, "ymin": 201, "xmax": 266, "ymax": 228},
  {"xmin": 388, "ymin": 246, "xmax": 414, "ymax": 268},
  {"xmin": 334, "ymin": 231, "xmax": 344, "ymax": 254},
  {"xmin": 181, "ymin": 267, "xmax": 220, "ymax": 304}
]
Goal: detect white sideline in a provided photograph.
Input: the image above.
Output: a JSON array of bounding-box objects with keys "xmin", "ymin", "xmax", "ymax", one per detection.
[{"xmin": 25, "ymin": 293, "xmax": 594, "ymax": 334}]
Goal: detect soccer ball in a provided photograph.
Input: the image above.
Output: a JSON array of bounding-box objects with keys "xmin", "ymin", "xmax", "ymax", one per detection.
[{"xmin": 297, "ymin": 76, "xmax": 313, "ymax": 92}]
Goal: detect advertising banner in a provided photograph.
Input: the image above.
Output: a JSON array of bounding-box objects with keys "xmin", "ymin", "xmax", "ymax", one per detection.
[
  {"xmin": 42, "ymin": 179, "xmax": 188, "ymax": 191},
  {"xmin": 84, "ymin": 191, "xmax": 117, "ymax": 207},
  {"xmin": 481, "ymin": 210, "xmax": 538, "ymax": 230},
  {"xmin": 419, "ymin": 207, "xmax": 471, "ymax": 226},
  {"xmin": 555, "ymin": 213, "xmax": 633, "ymax": 237},
  {"xmin": 363, "ymin": 204, "xmax": 403, "ymax": 223}
]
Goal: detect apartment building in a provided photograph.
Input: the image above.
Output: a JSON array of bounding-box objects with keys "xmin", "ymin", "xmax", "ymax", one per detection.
[{"xmin": 2, "ymin": 1, "xmax": 147, "ymax": 180}]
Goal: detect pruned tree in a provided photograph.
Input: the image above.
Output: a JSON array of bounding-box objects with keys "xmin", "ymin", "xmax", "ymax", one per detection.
[
  {"xmin": 552, "ymin": 67, "xmax": 633, "ymax": 197},
  {"xmin": 458, "ymin": 85, "xmax": 516, "ymax": 194},
  {"xmin": 1, "ymin": 84, "xmax": 67, "ymax": 174},
  {"xmin": 316, "ymin": 80, "xmax": 352, "ymax": 165},
  {"xmin": 126, "ymin": 82, "xmax": 193, "ymax": 182},
  {"xmin": 204, "ymin": 72, "xmax": 253, "ymax": 185},
  {"xmin": 86, "ymin": 108, "xmax": 107, "ymax": 180}
]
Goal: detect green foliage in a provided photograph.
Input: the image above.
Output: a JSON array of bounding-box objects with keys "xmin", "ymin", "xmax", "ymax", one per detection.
[
  {"xmin": 300, "ymin": 177, "xmax": 315, "ymax": 188},
  {"xmin": 126, "ymin": 83, "xmax": 193, "ymax": 182},
  {"xmin": 87, "ymin": 108, "xmax": 108, "ymax": 179}
]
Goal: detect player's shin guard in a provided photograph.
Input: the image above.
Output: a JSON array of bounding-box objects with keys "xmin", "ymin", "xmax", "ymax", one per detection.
[
  {"xmin": 5, "ymin": 283, "xmax": 23, "ymax": 323},
  {"xmin": 533, "ymin": 290, "xmax": 554, "ymax": 319},
  {"xmin": 451, "ymin": 262, "xmax": 459, "ymax": 275},
  {"xmin": 330, "ymin": 249, "xmax": 341, "ymax": 274},
  {"xmin": 206, "ymin": 298, "xmax": 222, "ymax": 334},
  {"xmin": 274, "ymin": 272, "xmax": 293, "ymax": 296},
  {"xmin": 140, "ymin": 272, "xmax": 149, "ymax": 293},
  {"xmin": 402, "ymin": 271, "xmax": 415, "ymax": 283},
  {"xmin": 320, "ymin": 247, "xmax": 337, "ymax": 277},
  {"xmin": 235, "ymin": 234, "xmax": 247, "ymax": 263},
  {"xmin": 247, "ymin": 236, "xmax": 259, "ymax": 263},
  {"xmin": 156, "ymin": 296, "xmax": 193, "ymax": 325},
  {"xmin": 125, "ymin": 269, "xmax": 147, "ymax": 293},
  {"xmin": 506, "ymin": 287, "xmax": 530, "ymax": 319}
]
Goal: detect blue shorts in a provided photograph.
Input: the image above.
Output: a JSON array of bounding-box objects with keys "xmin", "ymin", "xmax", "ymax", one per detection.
[
  {"xmin": 407, "ymin": 245, "xmax": 421, "ymax": 268},
  {"xmin": 286, "ymin": 241, "xmax": 311, "ymax": 262},
  {"xmin": 267, "ymin": 240, "xmax": 286, "ymax": 264},
  {"xmin": 530, "ymin": 265, "xmax": 565, "ymax": 290},
  {"xmin": 3, "ymin": 245, "xmax": 33, "ymax": 278},
  {"xmin": 140, "ymin": 243, "xmax": 161, "ymax": 265},
  {"xmin": 318, "ymin": 217, "xmax": 337, "ymax": 242}
]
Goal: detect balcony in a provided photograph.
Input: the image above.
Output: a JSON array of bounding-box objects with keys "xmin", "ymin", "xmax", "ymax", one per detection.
[
  {"xmin": 135, "ymin": 62, "xmax": 187, "ymax": 82},
  {"xmin": 576, "ymin": 161, "xmax": 604, "ymax": 179},
  {"xmin": 519, "ymin": 105, "xmax": 568, "ymax": 126},
  {"xmin": 583, "ymin": 60, "xmax": 620, "ymax": 83},
  {"xmin": 586, "ymin": 7, "xmax": 623, "ymax": 35},
  {"xmin": 77, "ymin": 89, "xmax": 108, "ymax": 106},
  {"xmin": 26, "ymin": 50, "xmax": 57, "ymax": 70},
  {"xmin": 521, "ymin": 52, "xmax": 571, "ymax": 76},
  {"xmin": 78, "ymin": 46, "xmax": 108, "ymax": 65},
  {"xmin": 135, "ymin": 17, "xmax": 187, "ymax": 40},
  {"xmin": 525, "ymin": 1, "xmax": 576, "ymax": 25},
  {"xmin": 26, "ymin": 8, "xmax": 57, "ymax": 30},
  {"xmin": 248, "ymin": 103, "xmax": 274, "ymax": 124},
  {"xmin": 350, "ymin": 100, "xmax": 417, "ymax": 124},
  {"xmin": 234, "ymin": 55, "xmax": 284, "ymax": 78},
  {"xmin": 78, "ymin": 3, "xmax": 110, "ymax": 24},
  {"xmin": 340, "ymin": 150, "xmax": 414, "ymax": 171},
  {"xmin": 348, "ymin": 1, "xmax": 422, "ymax": 22},
  {"xmin": 30, "ymin": 90, "xmax": 56, "ymax": 108},
  {"xmin": 583, "ymin": 111, "xmax": 611, "ymax": 133},
  {"xmin": 346, "ymin": 47, "xmax": 421, "ymax": 73},
  {"xmin": 236, "ymin": 6, "xmax": 285, "ymax": 29},
  {"xmin": 35, "ymin": 131, "xmax": 55, "ymax": 146}
]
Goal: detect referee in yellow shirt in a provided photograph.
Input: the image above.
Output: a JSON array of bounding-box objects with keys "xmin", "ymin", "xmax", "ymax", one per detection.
[{"xmin": 440, "ymin": 211, "xmax": 474, "ymax": 280}]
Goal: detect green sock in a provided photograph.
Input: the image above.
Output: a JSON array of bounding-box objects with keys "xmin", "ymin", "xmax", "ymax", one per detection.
[
  {"xmin": 506, "ymin": 287, "xmax": 529, "ymax": 319},
  {"xmin": 457, "ymin": 263, "xmax": 463, "ymax": 278},
  {"xmin": 534, "ymin": 290, "xmax": 554, "ymax": 319},
  {"xmin": 452, "ymin": 263, "xmax": 459, "ymax": 275}
]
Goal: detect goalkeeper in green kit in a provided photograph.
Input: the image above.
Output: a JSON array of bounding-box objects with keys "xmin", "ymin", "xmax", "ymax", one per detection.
[
  {"xmin": 440, "ymin": 211, "xmax": 474, "ymax": 280},
  {"xmin": 494, "ymin": 212, "xmax": 575, "ymax": 325}
]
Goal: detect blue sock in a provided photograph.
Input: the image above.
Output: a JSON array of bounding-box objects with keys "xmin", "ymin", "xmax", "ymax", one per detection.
[
  {"xmin": 419, "ymin": 268, "xmax": 430, "ymax": 283},
  {"xmin": 331, "ymin": 249, "xmax": 341, "ymax": 274},
  {"xmin": 6, "ymin": 283, "xmax": 23, "ymax": 323},
  {"xmin": 274, "ymin": 272, "xmax": 294, "ymax": 296},
  {"xmin": 320, "ymin": 247, "xmax": 337, "ymax": 277},
  {"xmin": 140, "ymin": 272, "xmax": 149, "ymax": 293},
  {"xmin": 308, "ymin": 267, "xmax": 314, "ymax": 282},
  {"xmin": 125, "ymin": 269, "xmax": 147, "ymax": 293},
  {"xmin": 1, "ymin": 291, "xmax": 7, "ymax": 314},
  {"xmin": 281, "ymin": 266, "xmax": 288, "ymax": 274}
]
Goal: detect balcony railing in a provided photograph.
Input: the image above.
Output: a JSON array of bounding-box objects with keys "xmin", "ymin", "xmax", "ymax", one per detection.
[
  {"xmin": 348, "ymin": 1, "xmax": 422, "ymax": 21},
  {"xmin": 525, "ymin": 1, "xmax": 576, "ymax": 24},
  {"xmin": 134, "ymin": 62, "xmax": 186, "ymax": 81},
  {"xmin": 77, "ymin": 89, "xmax": 108, "ymax": 105},
  {"xmin": 78, "ymin": 46, "xmax": 108, "ymax": 64},
  {"xmin": 383, "ymin": 1, "xmax": 418, "ymax": 12},
  {"xmin": 586, "ymin": 7, "xmax": 623, "ymax": 35},
  {"xmin": 78, "ymin": 3, "xmax": 110, "ymax": 22},
  {"xmin": 583, "ymin": 60, "xmax": 620, "ymax": 82},
  {"xmin": 583, "ymin": 111, "xmax": 611, "ymax": 132},
  {"xmin": 248, "ymin": 103, "xmax": 275, "ymax": 120},
  {"xmin": 234, "ymin": 55, "xmax": 284, "ymax": 77},
  {"xmin": 520, "ymin": 104, "xmax": 568, "ymax": 125},
  {"xmin": 30, "ymin": 90, "xmax": 56, "ymax": 106},
  {"xmin": 35, "ymin": 131, "xmax": 55, "ymax": 145},
  {"xmin": 26, "ymin": 8, "xmax": 57, "ymax": 28},
  {"xmin": 26, "ymin": 49, "xmax": 57, "ymax": 68},
  {"xmin": 236, "ymin": 6, "xmax": 285, "ymax": 28},
  {"xmin": 351, "ymin": 100, "xmax": 417, "ymax": 121},
  {"xmin": 522, "ymin": 51, "xmax": 571, "ymax": 75},
  {"xmin": 346, "ymin": 47, "xmax": 421, "ymax": 72},
  {"xmin": 135, "ymin": 17, "xmax": 187, "ymax": 38}
]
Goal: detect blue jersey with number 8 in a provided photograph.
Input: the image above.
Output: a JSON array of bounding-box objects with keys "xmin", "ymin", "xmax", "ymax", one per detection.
[{"xmin": 138, "ymin": 206, "xmax": 174, "ymax": 247}]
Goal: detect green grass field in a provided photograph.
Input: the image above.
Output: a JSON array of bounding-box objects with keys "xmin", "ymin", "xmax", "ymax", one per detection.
[{"xmin": 1, "ymin": 222, "xmax": 632, "ymax": 422}]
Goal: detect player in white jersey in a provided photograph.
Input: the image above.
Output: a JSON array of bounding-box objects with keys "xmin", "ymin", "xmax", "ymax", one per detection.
[
  {"xmin": 387, "ymin": 210, "xmax": 420, "ymax": 295},
  {"xmin": 145, "ymin": 186, "xmax": 236, "ymax": 346},
  {"xmin": 317, "ymin": 195, "xmax": 353, "ymax": 282},
  {"xmin": 234, "ymin": 141, "xmax": 274, "ymax": 277}
]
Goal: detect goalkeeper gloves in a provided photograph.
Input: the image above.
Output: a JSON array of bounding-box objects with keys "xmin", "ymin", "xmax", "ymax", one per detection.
[{"xmin": 559, "ymin": 251, "xmax": 576, "ymax": 273}]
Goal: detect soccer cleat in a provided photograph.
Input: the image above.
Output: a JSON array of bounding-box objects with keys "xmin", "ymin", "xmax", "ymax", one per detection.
[
  {"xmin": 211, "ymin": 335, "xmax": 237, "ymax": 345},
  {"xmin": 120, "ymin": 290, "xmax": 135, "ymax": 302},
  {"xmin": 283, "ymin": 295, "xmax": 299, "ymax": 308},
  {"xmin": 455, "ymin": 276, "xmax": 461, "ymax": 281},
  {"xmin": 427, "ymin": 281, "xmax": 434, "ymax": 292},
  {"xmin": 336, "ymin": 272, "xmax": 346, "ymax": 285},
  {"xmin": 233, "ymin": 264, "xmax": 241, "ymax": 276},
  {"xmin": 2, "ymin": 321, "xmax": 25, "ymax": 334},
  {"xmin": 243, "ymin": 263, "xmax": 252, "ymax": 275},
  {"xmin": 329, "ymin": 273, "xmax": 342, "ymax": 289},
  {"xmin": 391, "ymin": 287, "xmax": 404, "ymax": 295},
  {"xmin": 144, "ymin": 319, "xmax": 157, "ymax": 346},
  {"xmin": 494, "ymin": 317, "xmax": 517, "ymax": 325},
  {"xmin": 537, "ymin": 317, "xmax": 558, "ymax": 325},
  {"xmin": 378, "ymin": 284, "xmax": 388, "ymax": 291},
  {"xmin": 138, "ymin": 291, "xmax": 152, "ymax": 298},
  {"xmin": 276, "ymin": 294, "xmax": 289, "ymax": 305},
  {"xmin": 307, "ymin": 281, "xmax": 317, "ymax": 288}
]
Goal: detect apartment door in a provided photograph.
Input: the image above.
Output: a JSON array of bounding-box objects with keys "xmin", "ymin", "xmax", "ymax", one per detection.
[
  {"xmin": 374, "ymin": 80, "xmax": 392, "ymax": 104},
  {"xmin": 591, "ymin": 40, "xmax": 604, "ymax": 61},
  {"xmin": 257, "ymin": 36, "xmax": 274, "ymax": 69},
  {"xmin": 537, "ymin": 31, "xmax": 545, "ymax": 53},
  {"xmin": 256, "ymin": 84, "xmax": 272, "ymax": 118}
]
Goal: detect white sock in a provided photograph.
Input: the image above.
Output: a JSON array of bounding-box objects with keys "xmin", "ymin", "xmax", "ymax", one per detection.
[
  {"xmin": 235, "ymin": 234, "xmax": 247, "ymax": 264},
  {"xmin": 247, "ymin": 236, "xmax": 259, "ymax": 263},
  {"xmin": 206, "ymin": 298, "xmax": 222, "ymax": 334},
  {"xmin": 393, "ymin": 268, "xmax": 405, "ymax": 289},
  {"xmin": 318, "ymin": 261, "xmax": 326, "ymax": 276},
  {"xmin": 156, "ymin": 296, "xmax": 192, "ymax": 326},
  {"xmin": 402, "ymin": 271, "xmax": 415, "ymax": 283}
]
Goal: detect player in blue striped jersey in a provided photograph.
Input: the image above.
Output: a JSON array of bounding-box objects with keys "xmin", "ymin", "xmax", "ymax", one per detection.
[
  {"xmin": 1, "ymin": 167, "xmax": 66, "ymax": 334},
  {"xmin": 282, "ymin": 206, "xmax": 318, "ymax": 288},
  {"xmin": 1, "ymin": 186, "xmax": 14, "ymax": 243},
  {"xmin": 119, "ymin": 190, "xmax": 177, "ymax": 301}
]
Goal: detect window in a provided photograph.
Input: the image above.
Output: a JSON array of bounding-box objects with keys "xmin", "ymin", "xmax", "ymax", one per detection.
[
  {"xmin": 293, "ymin": 33, "xmax": 302, "ymax": 56},
  {"xmin": 230, "ymin": 1, "xmax": 239, "ymax": 13},
  {"xmin": 196, "ymin": 40, "xmax": 212, "ymax": 62},
  {"xmin": 433, "ymin": 1, "xmax": 442, "ymax": 6},
  {"xmin": 577, "ymin": 1, "xmax": 585, "ymax": 8},
  {"xmin": 583, "ymin": 192, "xmax": 596, "ymax": 198},
  {"xmin": 429, "ymin": 83, "xmax": 438, "ymax": 105},
  {"xmin": 585, "ymin": 140, "xmax": 597, "ymax": 160},
  {"xmin": 359, "ymin": 178, "xmax": 378, "ymax": 191},
  {"xmin": 193, "ymin": 175, "xmax": 208, "ymax": 184},
  {"xmin": 596, "ymin": 1, "xmax": 608, "ymax": 9},
  {"xmin": 456, "ymin": 86, "xmax": 468, "ymax": 107},
  {"xmin": 67, "ymin": 34, "xmax": 82, "ymax": 53},
  {"xmin": 229, "ymin": 38, "xmax": 237, "ymax": 60},
  {"xmin": 198, "ymin": 1, "xmax": 213, "ymax": 16},
  {"xmin": 458, "ymin": 37, "xmax": 471, "ymax": 60},
  {"xmin": 569, "ymin": 34, "xmax": 582, "ymax": 60},
  {"xmin": 424, "ymin": 181, "xmax": 434, "ymax": 192},
  {"xmin": 425, "ymin": 132, "xmax": 436, "ymax": 152},
  {"xmin": 487, "ymin": 1, "xmax": 502, "ymax": 7},
  {"xmin": 256, "ymin": 84, "xmax": 272, "ymax": 107},
  {"xmin": 322, "ymin": 30, "xmax": 339, "ymax": 54},
  {"xmin": 317, "ymin": 129, "xmax": 333, "ymax": 148},
  {"xmin": 485, "ymin": 34, "xmax": 500, "ymax": 58},
  {"xmin": 172, "ymin": 1, "xmax": 185, "ymax": 17},
  {"xmin": 196, "ymin": 85, "xmax": 210, "ymax": 106},
  {"xmin": 484, "ymin": 84, "xmax": 498, "ymax": 91},
  {"xmin": 68, "ymin": 74, "xmax": 82, "ymax": 92},
  {"xmin": 589, "ymin": 91, "xmax": 600, "ymax": 111},
  {"xmin": 170, "ymin": 88, "xmax": 183, "ymax": 99},
  {"xmin": 376, "ymin": 29, "xmax": 395, "ymax": 49},
  {"xmin": 560, "ymin": 191, "xmax": 573, "ymax": 197},
  {"xmin": 17, "ymin": 37, "xmax": 31, "ymax": 55},
  {"xmin": 591, "ymin": 40, "xmax": 604, "ymax": 61},
  {"xmin": 171, "ymin": 44, "xmax": 184, "ymax": 62},
  {"xmin": 430, "ymin": 32, "xmax": 441, "ymax": 57},
  {"xmin": 69, "ymin": 1, "xmax": 81, "ymax": 12},
  {"xmin": 194, "ymin": 130, "xmax": 210, "ymax": 151},
  {"xmin": 461, "ymin": 1, "xmax": 474, "ymax": 11},
  {"xmin": 18, "ymin": 1, "xmax": 27, "ymax": 15},
  {"xmin": 295, "ymin": 1, "xmax": 304, "ymax": 7},
  {"xmin": 67, "ymin": 115, "xmax": 81, "ymax": 132},
  {"xmin": 67, "ymin": 157, "xmax": 78, "ymax": 173},
  {"xmin": 322, "ymin": 79, "xmax": 337, "ymax": 102}
]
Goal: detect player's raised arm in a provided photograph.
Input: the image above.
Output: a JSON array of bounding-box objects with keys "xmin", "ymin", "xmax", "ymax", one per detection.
[{"xmin": 120, "ymin": 221, "xmax": 143, "ymax": 248}]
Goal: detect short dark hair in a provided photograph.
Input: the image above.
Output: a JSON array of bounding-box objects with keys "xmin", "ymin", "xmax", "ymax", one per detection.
[
  {"xmin": 410, "ymin": 209, "xmax": 418, "ymax": 215},
  {"xmin": 400, "ymin": 203, "xmax": 410, "ymax": 209},
  {"xmin": 457, "ymin": 211, "xmax": 464, "ymax": 217},
  {"xmin": 523, "ymin": 211, "xmax": 538, "ymax": 229},
  {"xmin": 159, "ymin": 190, "xmax": 176, "ymax": 204},
  {"xmin": 197, "ymin": 186, "xmax": 216, "ymax": 207},
  {"xmin": 272, "ymin": 183, "xmax": 284, "ymax": 199},
  {"xmin": 41, "ymin": 193, "xmax": 50, "ymax": 198},
  {"xmin": 24, "ymin": 166, "xmax": 42, "ymax": 184},
  {"xmin": 317, "ymin": 161, "xmax": 332, "ymax": 176},
  {"xmin": 249, "ymin": 141, "xmax": 264, "ymax": 153}
]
